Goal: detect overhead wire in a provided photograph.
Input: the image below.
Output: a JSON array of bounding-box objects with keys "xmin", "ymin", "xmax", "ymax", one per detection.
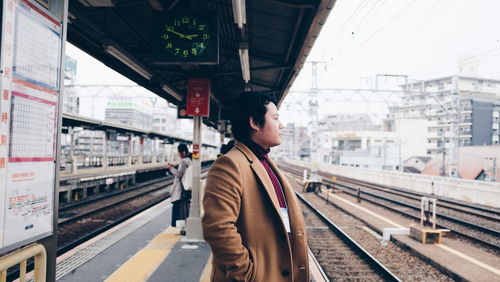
[
  {"xmin": 328, "ymin": 0, "xmax": 420, "ymax": 67},
  {"xmin": 351, "ymin": 0, "xmax": 388, "ymax": 40},
  {"xmin": 324, "ymin": 0, "xmax": 455, "ymax": 86},
  {"xmin": 326, "ymin": 0, "xmax": 377, "ymax": 56},
  {"xmin": 316, "ymin": 0, "xmax": 370, "ymax": 59},
  {"xmin": 334, "ymin": 0, "xmax": 387, "ymax": 57},
  {"xmin": 316, "ymin": 0, "xmax": 426, "ymax": 86},
  {"xmin": 353, "ymin": 0, "xmax": 500, "ymax": 82},
  {"xmin": 292, "ymin": 1, "xmax": 500, "ymax": 123}
]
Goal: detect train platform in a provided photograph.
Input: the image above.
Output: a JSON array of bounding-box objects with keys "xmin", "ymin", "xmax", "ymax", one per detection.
[
  {"xmin": 59, "ymin": 162, "xmax": 166, "ymax": 181},
  {"xmin": 316, "ymin": 189, "xmax": 500, "ymax": 282},
  {"xmin": 55, "ymin": 199, "xmax": 213, "ymax": 282},
  {"xmin": 54, "ymin": 196, "xmax": 327, "ymax": 282}
]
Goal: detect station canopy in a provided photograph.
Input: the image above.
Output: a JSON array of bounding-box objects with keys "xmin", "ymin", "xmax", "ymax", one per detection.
[{"xmin": 67, "ymin": 0, "xmax": 334, "ymax": 129}]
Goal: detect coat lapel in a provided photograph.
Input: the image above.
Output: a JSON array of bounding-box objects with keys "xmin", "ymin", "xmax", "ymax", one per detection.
[
  {"xmin": 267, "ymin": 158, "xmax": 304, "ymax": 231},
  {"xmin": 235, "ymin": 143, "xmax": 281, "ymax": 214},
  {"xmin": 250, "ymin": 161, "xmax": 281, "ymax": 212}
]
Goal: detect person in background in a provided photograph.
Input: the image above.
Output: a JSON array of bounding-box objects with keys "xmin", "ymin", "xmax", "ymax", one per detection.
[
  {"xmin": 202, "ymin": 92, "xmax": 309, "ymax": 281},
  {"xmin": 167, "ymin": 144, "xmax": 192, "ymax": 227}
]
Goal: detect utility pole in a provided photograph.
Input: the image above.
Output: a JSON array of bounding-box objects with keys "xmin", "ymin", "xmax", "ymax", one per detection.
[
  {"xmin": 308, "ymin": 61, "xmax": 325, "ymax": 164},
  {"xmin": 448, "ymin": 76, "xmax": 460, "ymax": 178},
  {"xmin": 441, "ymin": 129, "xmax": 446, "ymax": 176},
  {"xmin": 307, "ymin": 61, "xmax": 325, "ymax": 184},
  {"xmin": 428, "ymin": 78, "xmax": 460, "ymax": 178},
  {"xmin": 383, "ymin": 138, "xmax": 387, "ymax": 170},
  {"xmin": 489, "ymin": 157, "xmax": 497, "ymax": 182}
]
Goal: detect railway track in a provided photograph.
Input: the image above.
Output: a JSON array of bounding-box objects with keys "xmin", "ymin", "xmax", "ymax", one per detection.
[
  {"xmin": 57, "ymin": 166, "xmax": 210, "ymax": 255},
  {"xmin": 298, "ymin": 193, "xmax": 401, "ymax": 281},
  {"xmin": 280, "ymin": 163, "xmax": 500, "ymax": 255},
  {"xmin": 294, "ymin": 182, "xmax": 453, "ymax": 281},
  {"xmin": 57, "ymin": 180, "xmax": 172, "ymax": 254},
  {"xmin": 58, "ymin": 177, "xmax": 173, "ymax": 225}
]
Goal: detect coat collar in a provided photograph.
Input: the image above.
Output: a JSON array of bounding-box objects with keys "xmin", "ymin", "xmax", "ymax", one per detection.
[
  {"xmin": 235, "ymin": 141, "xmax": 305, "ymax": 234},
  {"xmin": 234, "ymin": 141, "xmax": 256, "ymax": 163},
  {"xmin": 235, "ymin": 142, "xmax": 281, "ymax": 213}
]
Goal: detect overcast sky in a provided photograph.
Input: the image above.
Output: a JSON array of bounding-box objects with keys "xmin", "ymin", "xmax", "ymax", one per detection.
[
  {"xmin": 283, "ymin": 0, "xmax": 500, "ymax": 125},
  {"xmin": 66, "ymin": 0, "xmax": 500, "ymax": 125}
]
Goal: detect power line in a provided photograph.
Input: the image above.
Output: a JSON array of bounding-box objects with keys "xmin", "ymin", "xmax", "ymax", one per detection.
[
  {"xmin": 317, "ymin": 0, "xmax": 369, "ymax": 59},
  {"xmin": 327, "ymin": 1, "xmax": 379, "ymax": 56},
  {"xmin": 350, "ymin": 0, "xmax": 387, "ymax": 39},
  {"xmin": 328, "ymin": 0, "xmax": 419, "ymax": 66},
  {"xmin": 335, "ymin": 0, "xmax": 387, "ymax": 57},
  {"xmin": 317, "ymin": 0, "xmax": 424, "ymax": 85},
  {"xmin": 322, "ymin": 0, "xmax": 455, "ymax": 86}
]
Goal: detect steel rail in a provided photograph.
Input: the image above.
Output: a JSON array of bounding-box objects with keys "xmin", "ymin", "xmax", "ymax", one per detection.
[
  {"xmin": 338, "ymin": 176, "xmax": 500, "ymax": 219},
  {"xmin": 280, "ymin": 165, "xmax": 500, "ymax": 252},
  {"xmin": 282, "ymin": 163, "xmax": 500, "ymax": 217},
  {"xmin": 59, "ymin": 176, "xmax": 172, "ymax": 212},
  {"xmin": 58, "ymin": 179, "xmax": 172, "ymax": 225},
  {"xmin": 324, "ymin": 178, "xmax": 500, "ymax": 252},
  {"xmin": 296, "ymin": 192, "xmax": 402, "ymax": 282},
  {"xmin": 324, "ymin": 179, "xmax": 500, "ymax": 239}
]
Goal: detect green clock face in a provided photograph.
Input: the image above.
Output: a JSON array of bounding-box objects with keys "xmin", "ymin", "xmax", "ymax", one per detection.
[{"xmin": 160, "ymin": 16, "xmax": 211, "ymax": 59}]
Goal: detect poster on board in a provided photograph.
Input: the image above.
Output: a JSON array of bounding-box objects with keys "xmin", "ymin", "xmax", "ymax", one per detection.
[{"xmin": 0, "ymin": 0, "xmax": 61, "ymax": 250}]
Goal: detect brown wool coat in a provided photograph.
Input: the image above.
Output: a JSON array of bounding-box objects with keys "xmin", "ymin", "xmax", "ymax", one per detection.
[{"xmin": 202, "ymin": 142, "xmax": 309, "ymax": 282}]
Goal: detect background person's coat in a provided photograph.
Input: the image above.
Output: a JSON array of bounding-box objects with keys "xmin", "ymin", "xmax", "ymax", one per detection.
[
  {"xmin": 169, "ymin": 157, "xmax": 191, "ymax": 202},
  {"xmin": 202, "ymin": 142, "xmax": 309, "ymax": 282}
]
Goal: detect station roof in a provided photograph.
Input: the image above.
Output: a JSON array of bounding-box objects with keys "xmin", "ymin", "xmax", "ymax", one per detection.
[{"xmin": 67, "ymin": 0, "xmax": 335, "ymax": 129}]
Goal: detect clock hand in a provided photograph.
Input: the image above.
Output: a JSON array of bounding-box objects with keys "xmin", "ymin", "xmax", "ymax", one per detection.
[
  {"xmin": 185, "ymin": 34, "xmax": 199, "ymax": 39},
  {"xmin": 168, "ymin": 29, "xmax": 187, "ymax": 38}
]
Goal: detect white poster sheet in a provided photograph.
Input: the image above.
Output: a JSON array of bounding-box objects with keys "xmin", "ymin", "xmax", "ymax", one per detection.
[{"xmin": 0, "ymin": 0, "xmax": 61, "ymax": 251}]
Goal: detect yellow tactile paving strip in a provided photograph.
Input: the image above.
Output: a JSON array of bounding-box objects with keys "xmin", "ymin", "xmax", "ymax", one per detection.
[{"xmin": 105, "ymin": 227, "xmax": 182, "ymax": 282}]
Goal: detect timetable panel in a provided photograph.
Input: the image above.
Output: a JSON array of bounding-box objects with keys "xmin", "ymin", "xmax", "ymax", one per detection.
[{"xmin": 0, "ymin": 0, "xmax": 61, "ymax": 251}]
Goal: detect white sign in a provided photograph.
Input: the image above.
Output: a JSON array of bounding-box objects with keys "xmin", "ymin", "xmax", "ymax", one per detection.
[{"xmin": 0, "ymin": 0, "xmax": 61, "ymax": 251}]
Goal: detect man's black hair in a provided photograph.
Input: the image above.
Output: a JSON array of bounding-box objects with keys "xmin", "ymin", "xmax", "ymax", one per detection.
[{"xmin": 229, "ymin": 91, "xmax": 277, "ymax": 142}]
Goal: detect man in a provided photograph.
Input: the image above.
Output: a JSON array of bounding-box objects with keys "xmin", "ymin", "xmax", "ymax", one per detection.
[{"xmin": 202, "ymin": 92, "xmax": 309, "ymax": 281}]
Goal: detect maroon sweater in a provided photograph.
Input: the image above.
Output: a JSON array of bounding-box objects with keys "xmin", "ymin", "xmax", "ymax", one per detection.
[{"xmin": 246, "ymin": 141, "xmax": 287, "ymax": 208}]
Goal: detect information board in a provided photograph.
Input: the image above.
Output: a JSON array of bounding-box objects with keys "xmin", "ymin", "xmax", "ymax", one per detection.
[
  {"xmin": 0, "ymin": 0, "xmax": 61, "ymax": 251},
  {"xmin": 186, "ymin": 78, "xmax": 210, "ymax": 116}
]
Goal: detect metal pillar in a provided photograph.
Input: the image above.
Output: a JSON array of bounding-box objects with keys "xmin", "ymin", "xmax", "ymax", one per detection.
[
  {"xmin": 69, "ymin": 128, "xmax": 76, "ymax": 173},
  {"xmin": 152, "ymin": 137, "xmax": 158, "ymax": 163},
  {"xmin": 127, "ymin": 134, "xmax": 132, "ymax": 167},
  {"xmin": 186, "ymin": 116, "xmax": 203, "ymax": 240},
  {"xmin": 43, "ymin": 0, "xmax": 68, "ymax": 281},
  {"xmin": 139, "ymin": 137, "xmax": 144, "ymax": 164},
  {"xmin": 103, "ymin": 131, "xmax": 109, "ymax": 169}
]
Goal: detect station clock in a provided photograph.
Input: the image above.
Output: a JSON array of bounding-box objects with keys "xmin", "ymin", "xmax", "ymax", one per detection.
[{"xmin": 152, "ymin": 12, "xmax": 219, "ymax": 64}]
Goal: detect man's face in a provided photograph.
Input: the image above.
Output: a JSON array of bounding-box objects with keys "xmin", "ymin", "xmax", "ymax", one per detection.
[{"xmin": 251, "ymin": 102, "xmax": 284, "ymax": 149}]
